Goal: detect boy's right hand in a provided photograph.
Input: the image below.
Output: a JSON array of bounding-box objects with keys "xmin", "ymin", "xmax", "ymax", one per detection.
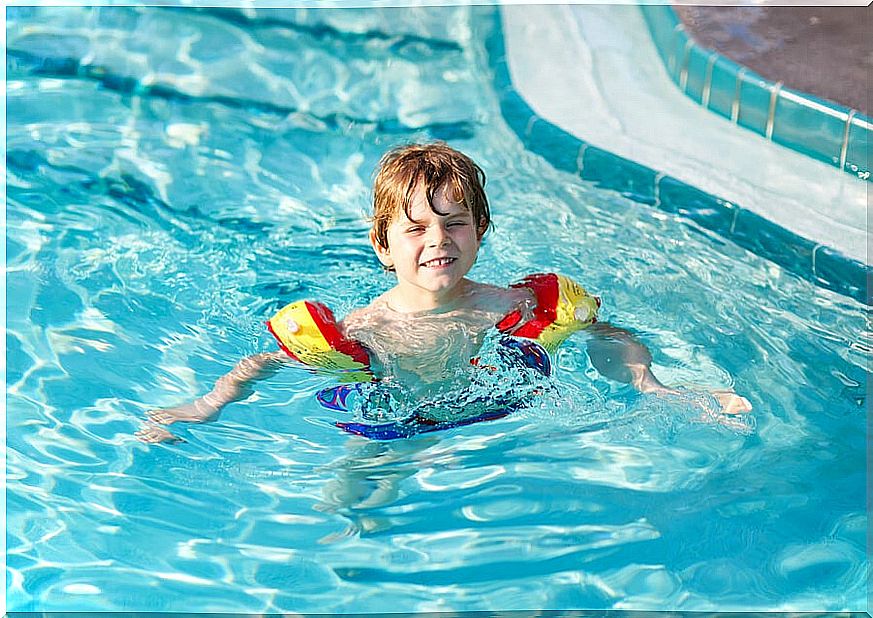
[
  {"xmin": 145, "ymin": 399, "xmax": 220, "ymax": 425},
  {"xmin": 135, "ymin": 423, "xmax": 185, "ymax": 444},
  {"xmin": 136, "ymin": 399, "xmax": 220, "ymax": 444}
]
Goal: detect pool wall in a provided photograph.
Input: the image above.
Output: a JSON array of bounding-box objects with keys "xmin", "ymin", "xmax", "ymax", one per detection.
[
  {"xmin": 640, "ymin": 5, "xmax": 871, "ymax": 183},
  {"xmin": 482, "ymin": 7, "xmax": 870, "ymax": 307}
]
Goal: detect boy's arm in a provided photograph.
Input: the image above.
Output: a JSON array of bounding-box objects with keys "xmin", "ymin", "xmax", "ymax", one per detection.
[
  {"xmin": 137, "ymin": 351, "xmax": 290, "ymax": 442},
  {"xmin": 584, "ymin": 321, "xmax": 751, "ymax": 414},
  {"xmin": 585, "ymin": 321, "xmax": 671, "ymax": 394}
]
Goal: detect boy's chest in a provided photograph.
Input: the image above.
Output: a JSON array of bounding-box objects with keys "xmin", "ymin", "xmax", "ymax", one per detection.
[{"xmin": 350, "ymin": 309, "xmax": 504, "ymax": 382}]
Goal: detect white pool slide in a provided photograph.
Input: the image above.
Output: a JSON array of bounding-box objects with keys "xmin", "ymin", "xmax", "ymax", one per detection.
[{"xmin": 501, "ymin": 4, "xmax": 867, "ymax": 265}]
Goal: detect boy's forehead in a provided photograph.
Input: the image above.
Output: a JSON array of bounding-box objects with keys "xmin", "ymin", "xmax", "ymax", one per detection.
[
  {"xmin": 403, "ymin": 182, "xmax": 467, "ymax": 219},
  {"xmin": 397, "ymin": 193, "xmax": 469, "ymax": 221}
]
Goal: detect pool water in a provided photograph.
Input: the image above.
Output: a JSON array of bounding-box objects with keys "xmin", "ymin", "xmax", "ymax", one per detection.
[{"xmin": 6, "ymin": 5, "xmax": 868, "ymax": 613}]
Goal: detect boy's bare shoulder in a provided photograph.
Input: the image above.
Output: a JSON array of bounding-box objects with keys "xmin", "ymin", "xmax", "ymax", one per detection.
[
  {"xmin": 339, "ymin": 294, "xmax": 390, "ymax": 334},
  {"xmin": 466, "ymin": 280, "xmax": 535, "ymax": 315}
]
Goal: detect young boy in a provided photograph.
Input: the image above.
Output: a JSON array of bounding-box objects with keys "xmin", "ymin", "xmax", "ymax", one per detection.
[{"xmin": 137, "ymin": 143, "xmax": 749, "ymax": 443}]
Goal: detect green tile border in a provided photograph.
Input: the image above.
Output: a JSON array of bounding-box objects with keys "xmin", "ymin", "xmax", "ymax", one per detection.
[
  {"xmin": 479, "ymin": 6, "xmax": 870, "ymax": 306},
  {"xmin": 639, "ymin": 5, "xmax": 872, "ymax": 182}
]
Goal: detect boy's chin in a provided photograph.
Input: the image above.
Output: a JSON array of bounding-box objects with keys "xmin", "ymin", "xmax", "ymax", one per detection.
[
  {"xmin": 410, "ymin": 274, "xmax": 464, "ymax": 295},
  {"xmin": 421, "ymin": 270, "xmax": 462, "ymax": 286}
]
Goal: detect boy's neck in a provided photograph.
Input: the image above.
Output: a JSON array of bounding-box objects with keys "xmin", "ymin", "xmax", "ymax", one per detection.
[{"xmin": 386, "ymin": 279, "xmax": 473, "ymax": 314}]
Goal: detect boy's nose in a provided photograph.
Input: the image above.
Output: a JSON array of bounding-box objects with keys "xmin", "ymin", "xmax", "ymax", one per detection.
[{"xmin": 426, "ymin": 225, "xmax": 451, "ymax": 247}]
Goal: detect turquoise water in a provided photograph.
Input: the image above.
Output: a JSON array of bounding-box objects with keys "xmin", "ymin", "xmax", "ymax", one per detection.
[{"xmin": 6, "ymin": 5, "xmax": 868, "ymax": 613}]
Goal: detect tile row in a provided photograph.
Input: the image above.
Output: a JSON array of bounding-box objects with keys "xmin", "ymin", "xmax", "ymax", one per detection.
[{"xmin": 641, "ymin": 5, "xmax": 871, "ymax": 181}]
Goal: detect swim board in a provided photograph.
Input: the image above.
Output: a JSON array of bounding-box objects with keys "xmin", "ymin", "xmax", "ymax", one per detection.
[{"xmin": 320, "ymin": 337, "xmax": 551, "ymax": 440}]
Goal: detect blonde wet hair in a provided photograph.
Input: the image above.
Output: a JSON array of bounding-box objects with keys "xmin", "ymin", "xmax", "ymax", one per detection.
[{"xmin": 371, "ymin": 142, "xmax": 491, "ymax": 250}]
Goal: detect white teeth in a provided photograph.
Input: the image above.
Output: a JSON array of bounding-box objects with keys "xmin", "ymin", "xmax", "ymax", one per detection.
[{"xmin": 423, "ymin": 257, "xmax": 455, "ymax": 267}]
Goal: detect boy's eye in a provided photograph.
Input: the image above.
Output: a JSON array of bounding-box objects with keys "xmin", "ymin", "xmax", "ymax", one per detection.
[
  {"xmin": 406, "ymin": 226, "xmax": 425, "ymax": 233},
  {"xmin": 447, "ymin": 220, "xmax": 468, "ymax": 227}
]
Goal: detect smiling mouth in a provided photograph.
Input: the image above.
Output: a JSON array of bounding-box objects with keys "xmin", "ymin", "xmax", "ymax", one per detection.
[{"xmin": 421, "ymin": 257, "xmax": 457, "ymax": 268}]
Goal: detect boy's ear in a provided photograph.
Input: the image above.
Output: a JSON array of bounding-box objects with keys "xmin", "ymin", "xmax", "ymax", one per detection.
[
  {"xmin": 369, "ymin": 229, "xmax": 393, "ymax": 268},
  {"xmin": 476, "ymin": 218, "xmax": 489, "ymax": 241}
]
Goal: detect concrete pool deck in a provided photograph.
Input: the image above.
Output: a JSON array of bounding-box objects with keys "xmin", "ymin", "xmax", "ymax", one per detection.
[
  {"xmin": 675, "ymin": 5, "xmax": 870, "ymax": 117},
  {"xmin": 502, "ymin": 4, "xmax": 868, "ymax": 266}
]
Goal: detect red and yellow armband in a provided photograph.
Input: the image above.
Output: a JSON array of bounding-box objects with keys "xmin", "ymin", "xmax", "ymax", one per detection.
[
  {"xmin": 496, "ymin": 273, "xmax": 600, "ymax": 351},
  {"xmin": 266, "ymin": 273, "xmax": 597, "ymax": 382},
  {"xmin": 266, "ymin": 301, "xmax": 373, "ymax": 383}
]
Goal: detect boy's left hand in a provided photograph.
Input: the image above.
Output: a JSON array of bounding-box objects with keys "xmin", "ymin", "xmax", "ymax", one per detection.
[
  {"xmin": 709, "ymin": 388, "xmax": 752, "ymax": 415},
  {"xmin": 693, "ymin": 388, "xmax": 752, "ymax": 432},
  {"xmin": 647, "ymin": 384, "xmax": 752, "ymax": 430}
]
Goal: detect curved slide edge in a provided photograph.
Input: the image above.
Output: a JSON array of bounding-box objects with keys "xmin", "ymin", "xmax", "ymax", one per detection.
[{"xmin": 479, "ymin": 6, "xmax": 870, "ymax": 307}]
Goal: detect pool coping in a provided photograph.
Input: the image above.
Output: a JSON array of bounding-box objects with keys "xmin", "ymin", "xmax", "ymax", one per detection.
[
  {"xmin": 482, "ymin": 6, "xmax": 870, "ymax": 307},
  {"xmin": 640, "ymin": 5, "xmax": 872, "ymax": 183}
]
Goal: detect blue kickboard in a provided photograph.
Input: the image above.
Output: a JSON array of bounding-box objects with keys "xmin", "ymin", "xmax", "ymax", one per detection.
[{"xmin": 336, "ymin": 407, "xmax": 517, "ymax": 440}]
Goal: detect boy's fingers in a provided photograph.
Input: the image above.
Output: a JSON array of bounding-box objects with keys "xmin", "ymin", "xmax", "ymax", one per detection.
[
  {"xmin": 720, "ymin": 394, "xmax": 752, "ymax": 415},
  {"xmin": 716, "ymin": 414, "xmax": 750, "ymax": 431},
  {"xmin": 135, "ymin": 429, "xmax": 159, "ymax": 443},
  {"xmin": 733, "ymin": 396, "xmax": 752, "ymax": 413},
  {"xmin": 135, "ymin": 424, "xmax": 184, "ymax": 444},
  {"xmin": 710, "ymin": 390, "xmax": 752, "ymax": 414},
  {"xmin": 146, "ymin": 410, "xmax": 170, "ymax": 424}
]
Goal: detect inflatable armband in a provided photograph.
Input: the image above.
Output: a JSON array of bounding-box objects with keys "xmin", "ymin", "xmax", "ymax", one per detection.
[
  {"xmin": 496, "ymin": 273, "xmax": 600, "ymax": 351},
  {"xmin": 267, "ymin": 300, "xmax": 373, "ymax": 383}
]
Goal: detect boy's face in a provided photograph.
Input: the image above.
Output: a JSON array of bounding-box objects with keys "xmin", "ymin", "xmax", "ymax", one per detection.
[{"xmin": 371, "ymin": 182, "xmax": 482, "ymax": 307}]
